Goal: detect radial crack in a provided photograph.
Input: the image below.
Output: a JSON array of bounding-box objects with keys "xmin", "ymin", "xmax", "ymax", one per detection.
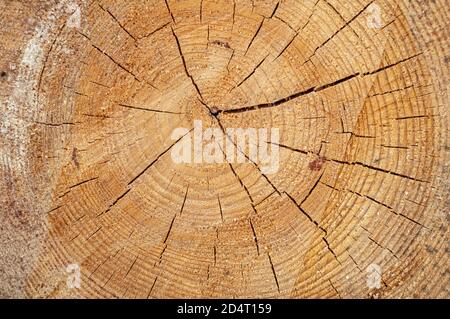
[
  {"xmin": 164, "ymin": 0, "xmax": 175, "ymax": 22},
  {"xmin": 179, "ymin": 185, "xmax": 189, "ymax": 215},
  {"xmin": 284, "ymin": 191, "xmax": 325, "ymax": 233},
  {"xmin": 300, "ymin": 172, "xmax": 324, "ymax": 205},
  {"xmin": 244, "ymin": 17, "xmax": 265, "ymax": 55},
  {"xmin": 362, "ymin": 52, "xmax": 423, "ymax": 76},
  {"xmin": 303, "ymin": 0, "xmax": 374, "ymax": 63},
  {"xmin": 99, "ymin": 4, "xmax": 137, "ymax": 42},
  {"xmin": 124, "ymin": 256, "xmax": 139, "ymax": 278},
  {"xmin": 171, "ymin": 28, "xmax": 205, "ymax": 101},
  {"xmin": 137, "ymin": 22, "xmax": 171, "ymax": 40},
  {"xmin": 227, "ymin": 163, "xmax": 257, "ymax": 214},
  {"xmin": 91, "ymin": 43, "xmax": 141, "ymax": 82},
  {"xmin": 222, "ymin": 72, "xmax": 359, "ymax": 114},
  {"xmin": 118, "ymin": 103, "xmax": 184, "ymax": 114},
  {"xmin": 164, "ymin": 216, "xmax": 176, "ymax": 244},
  {"xmin": 249, "ymin": 218, "xmax": 260, "ymax": 255},
  {"xmin": 128, "ymin": 129, "xmax": 192, "ymax": 185},
  {"xmin": 234, "ymin": 54, "xmax": 268, "ymax": 88},
  {"xmin": 218, "ymin": 195, "xmax": 224, "ymax": 222},
  {"xmin": 65, "ymin": 176, "xmax": 99, "ymax": 191},
  {"xmin": 268, "ymin": 253, "xmax": 280, "ymax": 293},
  {"xmin": 97, "ymin": 188, "xmax": 131, "ymax": 217}
]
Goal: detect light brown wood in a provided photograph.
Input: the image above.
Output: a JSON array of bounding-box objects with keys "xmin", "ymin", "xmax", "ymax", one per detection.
[{"xmin": 0, "ymin": 0, "xmax": 448, "ymax": 298}]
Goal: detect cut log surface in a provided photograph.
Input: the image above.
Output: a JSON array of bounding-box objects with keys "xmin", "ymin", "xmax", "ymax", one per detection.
[{"xmin": 0, "ymin": 0, "xmax": 448, "ymax": 298}]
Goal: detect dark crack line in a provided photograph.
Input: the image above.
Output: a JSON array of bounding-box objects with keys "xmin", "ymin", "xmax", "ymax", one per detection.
[
  {"xmin": 329, "ymin": 279, "xmax": 342, "ymax": 298},
  {"xmin": 33, "ymin": 121, "xmax": 75, "ymax": 127},
  {"xmin": 68, "ymin": 176, "xmax": 99, "ymax": 189},
  {"xmin": 324, "ymin": 0, "xmax": 358, "ymax": 38},
  {"xmin": 314, "ymin": 72, "xmax": 360, "ymax": 91},
  {"xmin": 86, "ymin": 226, "xmax": 102, "ymax": 240},
  {"xmin": 89, "ymin": 256, "xmax": 110, "ymax": 279},
  {"xmin": 339, "ymin": 132, "xmax": 376, "ymax": 138},
  {"xmin": 160, "ymin": 215, "xmax": 177, "ymax": 244},
  {"xmin": 268, "ymin": 253, "xmax": 280, "ymax": 293},
  {"xmin": 97, "ymin": 188, "xmax": 131, "ymax": 217},
  {"xmin": 273, "ymin": 31, "xmax": 298, "ymax": 60},
  {"xmin": 368, "ymin": 85, "xmax": 414, "ymax": 97},
  {"xmin": 164, "ymin": 0, "xmax": 175, "ymax": 22},
  {"xmin": 338, "ymin": 159, "xmax": 430, "ymax": 183},
  {"xmin": 222, "ymin": 67, "xmax": 362, "ymax": 114},
  {"xmin": 90, "ymin": 80, "xmax": 111, "ymax": 88},
  {"xmin": 232, "ymin": 1, "xmax": 236, "ymax": 26},
  {"xmin": 347, "ymin": 251, "xmax": 363, "ymax": 272},
  {"xmin": 362, "ymin": 52, "xmax": 423, "ymax": 76},
  {"xmin": 249, "ymin": 218, "xmax": 260, "ymax": 255},
  {"xmin": 276, "ymin": 143, "xmax": 430, "ymax": 183},
  {"xmin": 37, "ymin": 23, "xmax": 65, "ymax": 102},
  {"xmin": 395, "ymin": 115, "xmax": 429, "ymax": 120},
  {"xmin": 234, "ymin": 54, "xmax": 269, "ymax": 88},
  {"xmin": 367, "ymin": 235, "xmax": 399, "ymax": 259},
  {"xmin": 270, "ymin": 2, "xmax": 280, "ymax": 18},
  {"xmin": 118, "ymin": 103, "xmax": 184, "ymax": 114},
  {"xmin": 322, "ymin": 237, "xmax": 341, "ymax": 265},
  {"xmin": 303, "ymin": 1, "xmax": 374, "ymax": 64},
  {"xmin": 227, "ymin": 163, "xmax": 257, "ymax": 214},
  {"xmin": 215, "ymin": 118, "xmax": 280, "ymax": 196},
  {"xmin": 284, "ymin": 191, "xmax": 340, "ymax": 264},
  {"xmin": 346, "ymin": 188, "xmax": 428, "ymax": 228},
  {"xmin": 218, "ymin": 195, "xmax": 224, "ymax": 222},
  {"xmin": 274, "ymin": 142, "xmax": 309, "ymax": 155},
  {"xmin": 137, "ymin": 22, "xmax": 171, "ymax": 40},
  {"xmin": 323, "ymin": 183, "xmax": 428, "ymax": 229},
  {"xmin": 200, "ymin": 0, "xmax": 204, "ymax": 23},
  {"xmin": 91, "ymin": 43, "xmax": 141, "ymax": 82},
  {"xmin": 179, "ymin": 185, "xmax": 189, "ymax": 215},
  {"xmin": 284, "ymin": 192, "xmax": 325, "ymax": 233},
  {"xmin": 45, "ymin": 205, "xmax": 63, "ymax": 214},
  {"xmin": 128, "ymin": 128, "xmax": 192, "ymax": 185},
  {"xmin": 300, "ymin": 172, "xmax": 324, "ymax": 206},
  {"xmin": 147, "ymin": 276, "xmax": 158, "ymax": 298},
  {"xmin": 223, "ymin": 86, "xmax": 314, "ymax": 114},
  {"xmin": 99, "ymin": 4, "xmax": 137, "ymax": 42},
  {"xmin": 299, "ymin": 0, "xmax": 319, "ymax": 32},
  {"xmin": 244, "ymin": 17, "xmax": 265, "ymax": 55},
  {"xmin": 172, "ymin": 28, "xmax": 206, "ymax": 101},
  {"xmin": 254, "ymin": 190, "xmax": 277, "ymax": 207},
  {"xmin": 124, "ymin": 255, "xmax": 139, "ymax": 278},
  {"xmin": 222, "ymin": 72, "xmax": 359, "ymax": 114}
]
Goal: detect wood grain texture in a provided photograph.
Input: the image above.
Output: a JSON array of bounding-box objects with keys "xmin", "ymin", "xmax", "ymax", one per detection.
[{"xmin": 0, "ymin": 0, "xmax": 448, "ymax": 298}]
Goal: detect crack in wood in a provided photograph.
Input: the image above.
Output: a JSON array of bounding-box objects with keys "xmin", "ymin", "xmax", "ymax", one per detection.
[
  {"xmin": 128, "ymin": 128, "xmax": 192, "ymax": 185},
  {"xmin": 124, "ymin": 255, "xmax": 139, "ymax": 278},
  {"xmin": 172, "ymin": 28, "xmax": 206, "ymax": 102},
  {"xmin": 98, "ymin": 4, "xmax": 137, "ymax": 42},
  {"xmin": 164, "ymin": 0, "xmax": 175, "ymax": 23},
  {"xmin": 303, "ymin": 0, "xmax": 374, "ymax": 64},
  {"xmin": 90, "ymin": 43, "xmax": 141, "ymax": 82},
  {"xmin": 179, "ymin": 185, "xmax": 189, "ymax": 215},
  {"xmin": 118, "ymin": 103, "xmax": 184, "ymax": 114},
  {"xmin": 97, "ymin": 188, "xmax": 131, "ymax": 217},
  {"xmin": 244, "ymin": 17, "xmax": 265, "ymax": 55},
  {"xmin": 268, "ymin": 253, "xmax": 280, "ymax": 293},
  {"xmin": 249, "ymin": 218, "xmax": 260, "ymax": 255},
  {"xmin": 217, "ymin": 195, "xmax": 224, "ymax": 222}
]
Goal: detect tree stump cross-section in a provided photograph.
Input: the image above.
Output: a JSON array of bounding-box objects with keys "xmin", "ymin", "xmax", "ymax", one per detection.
[{"xmin": 0, "ymin": 0, "xmax": 448, "ymax": 298}]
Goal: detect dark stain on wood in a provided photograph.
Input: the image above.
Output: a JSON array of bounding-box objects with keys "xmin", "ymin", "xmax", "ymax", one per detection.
[
  {"xmin": 309, "ymin": 156, "xmax": 326, "ymax": 171},
  {"xmin": 211, "ymin": 40, "xmax": 231, "ymax": 49},
  {"xmin": 72, "ymin": 147, "xmax": 79, "ymax": 168}
]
